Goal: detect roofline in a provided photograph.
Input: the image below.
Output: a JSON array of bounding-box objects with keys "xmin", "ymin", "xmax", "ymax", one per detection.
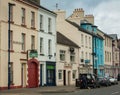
[{"xmin": 98, "ymin": 29, "xmax": 113, "ymax": 39}]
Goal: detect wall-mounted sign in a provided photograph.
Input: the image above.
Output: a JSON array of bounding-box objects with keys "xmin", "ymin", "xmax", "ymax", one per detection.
[{"xmin": 29, "ymin": 50, "xmax": 38, "ymax": 58}]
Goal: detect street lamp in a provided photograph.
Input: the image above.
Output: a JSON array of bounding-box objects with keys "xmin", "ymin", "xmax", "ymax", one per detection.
[{"xmin": 8, "ymin": 3, "xmax": 15, "ymax": 89}]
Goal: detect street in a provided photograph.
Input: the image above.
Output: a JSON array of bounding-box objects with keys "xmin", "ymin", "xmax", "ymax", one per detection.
[
  {"xmin": 43, "ymin": 84, "xmax": 120, "ymax": 95},
  {"xmin": 1, "ymin": 82, "xmax": 120, "ymax": 95}
]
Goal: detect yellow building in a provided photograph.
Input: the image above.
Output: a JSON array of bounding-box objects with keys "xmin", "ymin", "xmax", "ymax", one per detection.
[{"xmin": 0, "ymin": 0, "xmax": 39, "ymax": 89}]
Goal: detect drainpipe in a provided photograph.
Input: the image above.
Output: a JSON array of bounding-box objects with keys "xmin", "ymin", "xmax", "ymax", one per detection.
[{"xmin": 8, "ymin": 3, "xmax": 15, "ymax": 89}]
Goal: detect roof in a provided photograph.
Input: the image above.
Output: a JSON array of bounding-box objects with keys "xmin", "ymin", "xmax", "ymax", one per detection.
[
  {"xmin": 97, "ymin": 29, "xmax": 113, "ymax": 39},
  {"xmin": 57, "ymin": 32, "xmax": 79, "ymax": 48},
  {"xmin": 24, "ymin": 0, "xmax": 57, "ymax": 15},
  {"xmin": 109, "ymin": 34, "xmax": 118, "ymax": 40},
  {"xmin": 66, "ymin": 20, "xmax": 103, "ymax": 39}
]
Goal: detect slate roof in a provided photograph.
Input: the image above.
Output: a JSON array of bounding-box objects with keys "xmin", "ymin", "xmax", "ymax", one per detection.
[
  {"xmin": 57, "ymin": 32, "xmax": 80, "ymax": 48},
  {"xmin": 66, "ymin": 20, "xmax": 103, "ymax": 39},
  {"xmin": 24, "ymin": 0, "xmax": 56, "ymax": 15},
  {"xmin": 109, "ymin": 34, "xmax": 118, "ymax": 40}
]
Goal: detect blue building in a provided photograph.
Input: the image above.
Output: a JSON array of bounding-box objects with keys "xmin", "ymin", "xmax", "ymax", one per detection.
[{"xmin": 81, "ymin": 23, "xmax": 104, "ymax": 77}]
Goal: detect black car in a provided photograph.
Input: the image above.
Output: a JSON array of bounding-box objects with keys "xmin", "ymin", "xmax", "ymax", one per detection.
[
  {"xmin": 97, "ymin": 77, "xmax": 111, "ymax": 86},
  {"xmin": 76, "ymin": 73, "xmax": 100, "ymax": 88}
]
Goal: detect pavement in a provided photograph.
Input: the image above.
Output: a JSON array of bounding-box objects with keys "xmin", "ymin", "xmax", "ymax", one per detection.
[{"xmin": 0, "ymin": 85, "xmax": 79, "ymax": 95}]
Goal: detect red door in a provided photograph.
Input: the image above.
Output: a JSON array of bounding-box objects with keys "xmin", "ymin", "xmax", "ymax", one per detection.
[{"xmin": 28, "ymin": 62, "xmax": 38, "ymax": 88}]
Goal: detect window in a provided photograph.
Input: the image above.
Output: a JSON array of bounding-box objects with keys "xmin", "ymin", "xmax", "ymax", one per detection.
[
  {"xmin": 48, "ymin": 39, "xmax": 52, "ymax": 55},
  {"xmin": 31, "ymin": 11, "xmax": 35, "ymax": 28},
  {"xmin": 40, "ymin": 14, "xmax": 43, "ymax": 31},
  {"xmin": 21, "ymin": 8, "xmax": 25, "ymax": 25},
  {"xmin": 10, "ymin": 62, "xmax": 13, "ymax": 84},
  {"xmin": 58, "ymin": 70, "xmax": 62, "ymax": 80},
  {"xmin": 31, "ymin": 35, "xmax": 35, "ymax": 49},
  {"xmin": 10, "ymin": 6, "xmax": 13, "ymax": 22},
  {"xmin": 48, "ymin": 18, "xmax": 52, "ymax": 32},
  {"xmin": 81, "ymin": 34, "xmax": 83, "ymax": 46},
  {"xmin": 60, "ymin": 50, "xmax": 65, "ymax": 61},
  {"xmin": 72, "ymin": 70, "xmax": 76, "ymax": 79},
  {"xmin": 10, "ymin": 31, "xmax": 13, "ymax": 50},
  {"xmin": 89, "ymin": 53, "xmax": 91, "ymax": 60},
  {"xmin": 40, "ymin": 37, "xmax": 43, "ymax": 54},
  {"xmin": 85, "ymin": 35, "xmax": 87, "ymax": 47},
  {"xmin": 70, "ymin": 52, "xmax": 75, "ymax": 62},
  {"xmin": 81, "ymin": 51, "xmax": 84, "ymax": 59},
  {"xmin": 86, "ymin": 52, "xmax": 87, "ymax": 59},
  {"xmin": 89, "ymin": 37, "xmax": 91, "ymax": 48},
  {"xmin": 21, "ymin": 33, "xmax": 25, "ymax": 51}
]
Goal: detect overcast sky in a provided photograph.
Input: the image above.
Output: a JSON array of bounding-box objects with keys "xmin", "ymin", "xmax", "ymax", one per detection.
[{"xmin": 41, "ymin": 0, "xmax": 120, "ymax": 38}]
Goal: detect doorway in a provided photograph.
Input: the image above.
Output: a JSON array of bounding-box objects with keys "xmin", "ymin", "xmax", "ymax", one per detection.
[
  {"xmin": 68, "ymin": 71, "xmax": 71, "ymax": 85},
  {"xmin": 63, "ymin": 70, "xmax": 66, "ymax": 85},
  {"xmin": 21, "ymin": 63, "xmax": 26, "ymax": 87},
  {"xmin": 27, "ymin": 59, "xmax": 39, "ymax": 88}
]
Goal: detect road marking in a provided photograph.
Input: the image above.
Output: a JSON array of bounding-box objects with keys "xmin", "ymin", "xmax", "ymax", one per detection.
[{"xmin": 112, "ymin": 92, "xmax": 119, "ymax": 95}]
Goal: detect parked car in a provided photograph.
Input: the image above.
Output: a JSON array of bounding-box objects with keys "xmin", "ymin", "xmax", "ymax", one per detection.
[
  {"xmin": 117, "ymin": 74, "xmax": 120, "ymax": 81},
  {"xmin": 97, "ymin": 77, "xmax": 111, "ymax": 86},
  {"xmin": 109, "ymin": 77, "xmax": 118, "ymax": 85},
  {"xmin": 76, "ymin": 73, "xmax": 100, "ymax": 89}
]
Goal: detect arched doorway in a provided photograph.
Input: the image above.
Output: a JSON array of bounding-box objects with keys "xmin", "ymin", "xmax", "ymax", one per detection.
[{"xmin": 27, "ymin": 59, "xmax": 39, "ymax": 88}]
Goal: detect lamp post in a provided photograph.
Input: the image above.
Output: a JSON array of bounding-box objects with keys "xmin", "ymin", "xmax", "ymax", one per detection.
[{"xmin": 8, "ymin": 3, "xmax": 15, "ymax": 89}]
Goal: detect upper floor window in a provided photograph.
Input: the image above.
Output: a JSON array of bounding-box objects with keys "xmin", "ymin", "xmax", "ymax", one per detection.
[
  {"xmin": 48, "ymin": 18, "xmax": 52, "ymax": 33},
  {"xmin": 60, "ymin": 50, "xmax": 65, "ymax": 61},
  {"xmin": 89, "ymin": 37, "xmax": 91, "ymax": 48},
  {"xmin": 85, "ymin": 35, "xmax": 87, "ymax": 47},
  {"xmin": 31, "ymin": 35, "xmax": 35, "ymax": 50},
  {"xmin": 70, "ymin": 52, "xmax": 75, "ymax": 62},
  {"xmin": 48, "ymin": 39, "xmax": 52, "ymax": 55},
  {"xmin": 40, "ymin": 37, "xmax": 43, "ymax": 54},
  {"xmin": 81, "ymin": 34, "xmax": 83, "ymax": 46},
  {"xmin": 10, "ymin": 31, "xmax": 13, "ymax": 50},
  {"xmin": 40, "ymin": 14, "xmax": 43, "ymax": 31},
  {"xmin": 31, "ymin": 11, "xmax": 35, "ymax": 28},
  {"xmin": 81, "ymin": 51, "xmax": 84, "ymax": 59},
  {"xmin": 21, "ymin": 33, "xmax": 26, "ymax": 51},
  {"xmin": 21, "ymin": 8, "xmax": 25, "ymax": 25},
  {"xmin": 10, "ymin": 6, "xmax": 13, "ymax": 22}
]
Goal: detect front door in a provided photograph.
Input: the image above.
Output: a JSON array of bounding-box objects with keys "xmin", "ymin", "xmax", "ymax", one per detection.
[
  {"xmin": 47, "ymin": 69, "xmax": 55, "ymax": 86},
  {"xmin": 28, "ymin": 62, "xmax": 38, "ymax": 88},
  {"xmin": 63, "ymin": 70, "xmax": 66, "ymax": 85}
]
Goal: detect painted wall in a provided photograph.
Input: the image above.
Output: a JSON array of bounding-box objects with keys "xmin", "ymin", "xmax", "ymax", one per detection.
[
  {"xmin": 38, "ymin": 8, "xmax": 56, "ymax": 86},
  {"xmin": 0, "ymin": 0, "xmax": 39, "ymax": 89},
  {"xmin": 56, "ymin": 44, "xmax": 79, "ymax": 86}
]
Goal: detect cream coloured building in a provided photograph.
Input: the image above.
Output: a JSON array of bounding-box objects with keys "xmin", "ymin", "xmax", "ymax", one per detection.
[
  {"xmin": 56, "ymin": 32, "xmax": 79, "ymax": 86},
  {"xmin": 109, "ymin": 34, "xmax": 120, "ymax": 77},
  {"xmin": 55, "ymin": 9, "xmax": 93, "ymax": 78},
  {"xmin": 0, "ymin": 0, "xmax": 40, "ymax": 89}
]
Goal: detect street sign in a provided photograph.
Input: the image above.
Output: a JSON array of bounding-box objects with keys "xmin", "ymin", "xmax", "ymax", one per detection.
[{"xmin": 29, "ymin": 50, "xmax": 38, "ymax": 58}]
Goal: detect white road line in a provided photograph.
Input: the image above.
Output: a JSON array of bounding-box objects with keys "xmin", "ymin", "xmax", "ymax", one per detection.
[{"xmin": 112, "ymin": 92, "xmax": 119, "ymax": 95}]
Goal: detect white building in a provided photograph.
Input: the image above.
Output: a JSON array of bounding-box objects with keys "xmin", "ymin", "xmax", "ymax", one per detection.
[
  {"xmin": 56, "ymin": 32, "xmax": 80, "ymax": 86},
  {"xmin": 38, "ymin": 6, "xmax": 57, "ymax": 86}
]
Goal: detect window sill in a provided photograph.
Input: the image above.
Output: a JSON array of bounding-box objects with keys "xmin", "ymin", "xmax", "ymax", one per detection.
[
  {"xmin": 31, "ymin": 27, "xmax": 36, "ymax": 30},
  {"xmin": 8, "ymin": 50, "xmax": 14, "ymax": 52},
  {"xmin": 21, "ymin": 24, "xmax": 26, "ymax": 27},
  {"xmin": 8, "ymin": 21, "xmax": 14, "ymax": 24},
  {"xmin": 40, "ymin": 54, "xmax": 45, "ymax": 56},
  {"xmin": 39, "ymin": 29, "xmax": 44, "ymax": 32},
  {"xmin": 48, "ymin": 32, "xmax": 52, "ymax": 34},
  {"xmin": 21, "ymin": 51, "xmax": 27, "ymax": 54}
]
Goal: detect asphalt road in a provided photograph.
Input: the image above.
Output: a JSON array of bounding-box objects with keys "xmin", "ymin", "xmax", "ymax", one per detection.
[{"xmin": 43, "ymin": 84, "xmax": 120, "ymax": 95}]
